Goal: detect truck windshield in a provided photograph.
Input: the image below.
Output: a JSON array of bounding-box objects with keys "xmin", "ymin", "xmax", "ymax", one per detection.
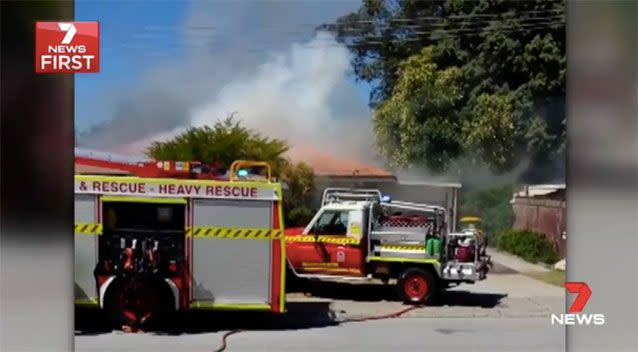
[{"xmin": 314, "ymin": 210, "xmax": 349, "ymax": 236}]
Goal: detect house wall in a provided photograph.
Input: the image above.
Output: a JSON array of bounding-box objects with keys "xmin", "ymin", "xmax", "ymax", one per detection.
[{"xmin": 512, "ymin": 196, "xmax": 567, "ymax": 257}]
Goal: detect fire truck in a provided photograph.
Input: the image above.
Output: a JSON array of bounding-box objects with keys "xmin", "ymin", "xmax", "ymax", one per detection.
[
  {"xmin": 74, "ymin": 153, "xmax": 286, "ymax": 328},
  {"xmin": 285, "ymin": 188, "xmax": 491, "ymax": 303}
]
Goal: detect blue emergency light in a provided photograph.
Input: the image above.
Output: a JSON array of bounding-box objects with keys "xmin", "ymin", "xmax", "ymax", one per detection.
[
  {"xmin": 237, "ymin": 169, "xmax": 249, "ymax": 177},
  {"xmin": 381, "ymin": 195, "xmax": 392, "ymax": 203}
]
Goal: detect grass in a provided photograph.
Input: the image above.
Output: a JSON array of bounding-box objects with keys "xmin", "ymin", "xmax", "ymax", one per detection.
[{"xmin": 524, "ymin": 270, "xmax": 565, "ymax": 287}]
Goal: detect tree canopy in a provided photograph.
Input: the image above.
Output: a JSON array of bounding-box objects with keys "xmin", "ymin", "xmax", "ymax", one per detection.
[
  {"xmin": 322, "ymin": 0, "xmax": 566, "ymax": 181},
  {"xmin": 146, "ymin": 117, "xmax": 290, "ymax": 171},
  {"xmin": 145, "ymin": 117, "xmax": 316, "ymax": 226}
]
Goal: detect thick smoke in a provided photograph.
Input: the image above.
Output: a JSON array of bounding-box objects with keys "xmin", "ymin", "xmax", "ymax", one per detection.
[
  {"xmin": 76, "ymin": 0, "xmax": 373, "ymax": 161},
  {"xmin": 190, "ymin": 32, "xmax": 375, "ymax": 159},
  {"xmin": 395, "ymin": 157, "xmax": 533, "ymax": 190},
  {"xmin": 119, "ymin": 31, "xmax": 375, "ymax": 163},
  {"xmin": 75, "ymin": 0, "xmax": 560, "ymax": 186}
]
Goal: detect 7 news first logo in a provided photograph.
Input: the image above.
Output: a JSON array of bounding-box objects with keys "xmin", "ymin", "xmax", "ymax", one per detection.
[
  {"xmin": 551, "ymin": 282, "xmax": 605, "ymax": 326},
  {"xmin": 35, "ymin": 21, "xmax": 99, "ymax": 73}
]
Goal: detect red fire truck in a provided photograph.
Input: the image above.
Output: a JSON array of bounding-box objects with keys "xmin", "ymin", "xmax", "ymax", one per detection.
[
  {"xmin": 74, "ymin": 154, "xmax": 286, "ymax": 328},
  {"xmin": 285, "ymin": 188, "xmax": 491, "ymax": 304}
]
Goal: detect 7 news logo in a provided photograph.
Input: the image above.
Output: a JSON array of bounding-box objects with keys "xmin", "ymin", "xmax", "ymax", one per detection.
[
  {"xmin": 551, "ymin": 282, "xmax": 606, "ymax": 326},
  {"xmin": 35, "ymin": 21, "xmax": 99, "ymax": 73}
]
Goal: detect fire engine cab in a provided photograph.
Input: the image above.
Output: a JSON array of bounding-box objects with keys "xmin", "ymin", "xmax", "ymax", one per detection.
[
  {"xmin": 74, "ymin": 155, "xmax": 286, "ymax": 328},
  {"xmin": 285, "ymin": 188, "xmax": 491, "ymax": 303}
]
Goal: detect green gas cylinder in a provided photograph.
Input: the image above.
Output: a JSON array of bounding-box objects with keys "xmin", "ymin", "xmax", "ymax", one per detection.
[
  {"xmin": 431, "ymin": 238, "xmax": 442, "ymax": 256},
  {"xmin": 425, "ymin": 239, "xmax": 434, "ymax": 256}
]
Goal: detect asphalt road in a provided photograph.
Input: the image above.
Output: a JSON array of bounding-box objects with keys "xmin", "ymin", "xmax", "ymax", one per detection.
[
  {"xmin": 75, "ymin": 281, "xmax": 564, "ymax": 351},
  {"xmin": 75, "ymin": 258, "xmax": 565, "ymax": 352},
  {"xmin": 75, "ymin": 317, "xmax": 564, "ymax": 352}
]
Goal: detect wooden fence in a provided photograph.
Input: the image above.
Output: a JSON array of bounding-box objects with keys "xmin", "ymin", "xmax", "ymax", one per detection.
[{"xmin": 512, "ymin": 197, "xmax": 567, "ymax": 258}]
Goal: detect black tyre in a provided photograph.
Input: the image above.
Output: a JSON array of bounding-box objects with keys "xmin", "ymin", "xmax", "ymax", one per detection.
[
  {"xmin": 103, "ymin": 278, "xmax": 174, "ymax": 330},
  {"xmin": 396, "ymin": 268, "xmax": 437, "ymax": 304}
]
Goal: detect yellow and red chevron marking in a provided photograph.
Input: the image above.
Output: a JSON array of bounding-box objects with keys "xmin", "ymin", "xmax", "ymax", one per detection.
[
  {"xmin": 74, "ymin": 223, "xmax": 103, "ymax": 235},
  {"xmin": 285, "ymin": 235, "xmax": 361, "ymax": 245},
  {"xmin": 187, "ymin": 226, "xmax": 284, "ymax": 240},
  {"xmin": 284, "ymin": 235, "xmax": 316, "ymax": 242},
  {"xmin": 73, "ymin": 224, "xmax": 284, "ymax": 240}
]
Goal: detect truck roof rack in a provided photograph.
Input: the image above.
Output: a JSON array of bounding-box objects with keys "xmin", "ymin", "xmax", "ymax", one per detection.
[
  {"xmin": 321, "ymin": 188, "xmax": 382, "ymax": 206},
  {"xmin": 384, "ymin": 200, "xmax": 447, "ymax": 213}
]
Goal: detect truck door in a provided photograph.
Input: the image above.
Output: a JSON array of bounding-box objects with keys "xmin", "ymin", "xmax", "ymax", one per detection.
[
  {"xmin": 302, "ymin": 209, "xmax": 365, "ymax": 276},
  {"xmin": 191, "ymin": 199, "xmax": 274, "ymax": 307},
  {"xmin": 74, "ymin": 194, "xmax": 99, "ymax": 304}
]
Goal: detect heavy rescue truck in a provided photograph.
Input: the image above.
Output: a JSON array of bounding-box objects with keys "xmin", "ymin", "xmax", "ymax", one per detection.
[
  {"xmin": 74, "ymin": 156, "xmax": 286, "ymax": 328},
  {"xmin": 285, "ymin": 188, "xmax": 491, "ymax": 303}
]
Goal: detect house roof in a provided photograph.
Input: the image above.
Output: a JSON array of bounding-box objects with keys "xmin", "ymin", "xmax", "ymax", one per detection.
[
  {"xmin": 514, "ymin": 184, "xmax": 566, "ymax": 197},
  {"xmin": 286, "ymin": 148, "xmax": 394, "ymax": 178},
  {"xmin": 510, "ymin": 184, "xmax": 566, "ymax": 203},
  {"xmin": 396, "ymin": 180, "xmax": 463, "ymax": 188}
]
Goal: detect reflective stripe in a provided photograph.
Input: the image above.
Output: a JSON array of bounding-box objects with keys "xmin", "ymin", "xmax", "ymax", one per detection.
[
  {"xmin": 75, "ymin": 223, "xmax": 102, "ymax": 235},
  {"xmin": 285, "ymin": 235, "xmax": 361, "ymax": 245},
  {"xmin": 278, "ymin": 202, "xmax": 286, "ymax": 313},
  {"xmin": 285, "ymin": 235, "xmax": 316, "ymax": 242},
  {"xmin": 190, "ymin": 302, "xmax": 272, "ymax": 310},
  {"xmin": 302, "ymin": 267, "xmax": 362, "ymax": 274},
  {"xmin": 74, "ymin": 298, "xmax": 99, "ymax": 306},
  {"xmin": 380, "ymin": 244, "xmax": 426, "ymax": 251},
  {"xmin": 188, "ymin": 227, "xmax": 284, "ymax": 240},
  {"xmin": 101, "ymin": 196, "xmax": 187, "ymax": 204},
  {"xmin": 367, "ymin": 256, "xmax": 441, "ymax": 271},
  {"xmin": 74, "ymin": 224, "xmax": 284, "ymax": 240}
]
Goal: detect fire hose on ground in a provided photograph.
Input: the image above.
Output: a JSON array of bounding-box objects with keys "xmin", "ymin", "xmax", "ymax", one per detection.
[{"xmin": 210, "ymin": 304, "xmax": 426, "ymax": 352}]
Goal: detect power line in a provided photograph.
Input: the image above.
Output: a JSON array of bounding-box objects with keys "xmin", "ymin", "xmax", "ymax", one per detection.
[
  {"xmin": 299, "ymin": 22, "xmax": 566, "ymax": 50},
  {"xmin": 122, "ymin": 9, "xmax": 565, "ymax": 55},
  {"xmin": 330, "ymin": 8, "xmax": 565, "ymax": 24},
  {"xmin": 161, "ymin": 21, "xmax": 564, "ymax": 54},
  {"xmin": 330, "ymin": 15, "xmax": 565, "ymax": 33},
  {"xmin": 178, "ymin": 18, "xmax": 565, "ymax": 52}
]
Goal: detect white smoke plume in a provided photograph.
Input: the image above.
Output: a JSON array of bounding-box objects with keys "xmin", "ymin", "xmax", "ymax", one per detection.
[{"xmin": 123, "ymin": 31, "xmax": 375, "ymax": 163}]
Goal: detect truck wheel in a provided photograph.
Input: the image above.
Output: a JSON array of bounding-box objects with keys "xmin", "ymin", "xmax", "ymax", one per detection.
[
  {"xmin": 396, "ymin": 268, "xmax": 437, "ymax": 304},
  {"xmin": 104, "ymin": 278, "xmax": 173, "ymax": 330}
]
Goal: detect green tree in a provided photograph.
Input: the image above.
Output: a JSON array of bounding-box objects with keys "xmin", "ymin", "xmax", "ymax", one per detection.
[
  {"xmin": 146, "ymin": 117, "xmax": 290, "ymax": 170},
  {"xmin": 322, "ymin": 0, "xmax": 566, "ymax": 180},
  {"xmin": 146, "ymin": 117, "xmax": 315, "ymax": 226},
  {"xmin": 279, "ymin": 161, "xmax": 316, "ymax": 226},
  {"xmin": 374, "ymin": 46, "xmax": 464, "ymax": 172}
]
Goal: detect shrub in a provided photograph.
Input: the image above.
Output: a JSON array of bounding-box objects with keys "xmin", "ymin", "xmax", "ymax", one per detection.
[
  {"xmin": 495, "ymin": 229, "xmax": 561, "ymax": 264},
  {"xmin": 285, "ymin": 207, "xmax": 315, "ymax": 227}
]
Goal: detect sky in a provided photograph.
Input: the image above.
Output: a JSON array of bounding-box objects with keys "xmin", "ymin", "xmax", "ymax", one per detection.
[{"xmin": 75, "ymin": 0, "xmax": 375, "ymax": 160}]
